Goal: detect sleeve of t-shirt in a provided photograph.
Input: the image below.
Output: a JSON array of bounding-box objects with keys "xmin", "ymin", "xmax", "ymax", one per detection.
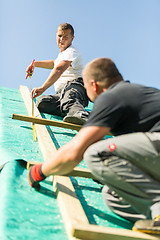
[
  {"xmin": 83, "ymin": 91, "xmax": 124, "ymax": 130},
  {"xmin": 61, "ymin": 48, "xmax": 76, "ymax": 61},
  {"xmin": 61, "ymin": 47, "xmax": 80, "ymax": 68}
]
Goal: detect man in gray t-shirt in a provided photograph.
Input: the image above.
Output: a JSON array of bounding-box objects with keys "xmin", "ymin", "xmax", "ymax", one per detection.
[
  {"xmin": 28, "ymin": 57, "xmax": 160, "ymax": 235},
  {"xmin": 26, "ymin": 23, "xmax": 89, "ymax": 125}
]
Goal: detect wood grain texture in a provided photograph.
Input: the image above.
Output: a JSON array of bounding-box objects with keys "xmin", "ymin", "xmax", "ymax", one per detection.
[{"xmin": 12, "ymin": 113, "xmax": 81, "ymax": 131}]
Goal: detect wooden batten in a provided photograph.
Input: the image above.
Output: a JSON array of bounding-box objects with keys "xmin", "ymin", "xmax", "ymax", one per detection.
[
  {"xmin": 54, "ymin": 175, "xmax": 89, "ymax": 239},
  {"xmin": 12, "ymin": 113, "xmax": 81, "ymax": 131},
  {"xmin": 72, "ymin": 224, "xmax": 160, "ymax": 240},
  {"xmin": 27, "ymin": 161, "xmax": 96, "ymax": 180},
  {"xmin": 19, "ymin": 86, "xmax": 57, "ymax": 161}
]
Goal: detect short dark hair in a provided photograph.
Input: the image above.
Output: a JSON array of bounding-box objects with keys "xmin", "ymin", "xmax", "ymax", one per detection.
[
  {"xmin": 84, "ymin": 58, "xmax": 123, "ymax": 88},
  {"xmin": 58, "ymin": 23, "xmax": 74, "ymax": 36}
]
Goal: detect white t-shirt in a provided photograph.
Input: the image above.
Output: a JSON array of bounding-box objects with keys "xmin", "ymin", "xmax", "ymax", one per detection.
[{"xmin": 54, "ymin": 45, "xmax": 83, "ymax": 93}]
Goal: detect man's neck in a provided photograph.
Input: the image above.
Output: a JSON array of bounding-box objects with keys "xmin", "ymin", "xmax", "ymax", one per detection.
[{"xmin": 60, "ymin": 44, "xmax": 72, "ymax": 53}]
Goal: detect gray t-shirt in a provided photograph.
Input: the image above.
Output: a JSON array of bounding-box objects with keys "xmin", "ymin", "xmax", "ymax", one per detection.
[{"xmin": 83, "ymin": 81, "xmax": 160, "ymax": 135}]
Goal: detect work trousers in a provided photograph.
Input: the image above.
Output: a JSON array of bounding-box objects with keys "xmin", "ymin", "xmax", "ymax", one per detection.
[
  {"xmin": 84, "ymin": 132, "xmax": 160, "ymax": 222},
  {"xmin": 36, "ymin": 78, "xmax": 89, "ymax": 118}
]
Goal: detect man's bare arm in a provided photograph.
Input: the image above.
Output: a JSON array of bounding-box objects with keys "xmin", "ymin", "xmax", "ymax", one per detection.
[
  {"xmin": 31, "ymin": 60, "xmax": 72, "ymax": 99},
  {"xmin": 41, "ymin": 60, "xmax": 71, "ymax": 91},
  {"xmin": 42, "ymin": 126, "xmax": 110, "ymax": 176},
  {"xmin": 26, "ymin": 60, "xmax": 54, "ymax": 75},
  {"xmin": 34, "ymin": 60, "xmax": 54, "ymax": 69}
]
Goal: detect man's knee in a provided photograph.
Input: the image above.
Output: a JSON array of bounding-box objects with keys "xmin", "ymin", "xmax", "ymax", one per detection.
[
  {"xmin": 35, "ymin": 96, "xmax": 54, "ymax": 114},
  {"xmin": 36, "ymin": 96, "xmax": 46, "ymax": 112},
  {"xmin": 35, "ymin": 95, "xmax": 61, "ymax": 115}
]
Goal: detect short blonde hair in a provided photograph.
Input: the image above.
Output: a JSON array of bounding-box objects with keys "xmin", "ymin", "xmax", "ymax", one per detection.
[{"xmin": 57, "ymin": 23, "xmax": 74, "ymax": 36}]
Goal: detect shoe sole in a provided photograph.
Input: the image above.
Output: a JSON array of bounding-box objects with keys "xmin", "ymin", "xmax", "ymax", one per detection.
[{"xmin": 63, "ymin": 116, "xmax": 86, "ymax": 126}]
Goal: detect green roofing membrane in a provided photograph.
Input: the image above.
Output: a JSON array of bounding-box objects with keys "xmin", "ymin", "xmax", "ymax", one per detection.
[
  {"xmin": 0, "ymin": 87, "xmax": 133, "ymax": 240},
  {"xmin": 0, "ymin": 87, "xmax": 67, "ymax": 240}
]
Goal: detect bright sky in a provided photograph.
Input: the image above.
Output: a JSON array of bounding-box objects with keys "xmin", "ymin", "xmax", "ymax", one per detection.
[{"xmin": 1, "ymin": 0, "xmax": 160, "ymax": 95}]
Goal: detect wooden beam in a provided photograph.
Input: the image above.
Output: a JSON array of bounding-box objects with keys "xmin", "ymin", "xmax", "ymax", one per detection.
[
  {"xmin": 27, "ymin": 161, "xmax": 96, "ymax": 180},
  {"xmin": 72, "ymin": 224, "xmax": 160, "ymax": 240},
  {"xmin": 65, "ymin": 167, "xmax": 95, "ymax": 180},
  {"xmin": 20, "ymin": 86, "xmax": 57, "ymax": 161},
  {"xmin": 19, "ymin": 85, "xmax": 89, "ymax": 240},
  {"xmin": 54, "ymin": 175, "xmax": 89, "ymax": 239},
  {"xmin": 12, "ymin": 113, "xmax": 81, "ymax": 131}
]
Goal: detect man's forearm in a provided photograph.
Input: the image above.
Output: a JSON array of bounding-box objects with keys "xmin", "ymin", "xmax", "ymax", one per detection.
[
  {"xmin": 35, "ymin": 60, "xmax": 54, "ymax": 69},
  {"xmin": 41, "ymin": 60, "xmax": 72, "ymax": 92},
  {"xmin": 42, "ymin": 141, "xmax": 83, "ymax": 177},
  {"xmin": 28, "ymin": 126, "xmax": 110, "ymax": 187},
  {"xmin": 41, "ymin": 126, "xmax": 110, "ymax": 176},
  {"xmin": 41, "ymin": 68, "xmax": 62, "ymax": 91}
]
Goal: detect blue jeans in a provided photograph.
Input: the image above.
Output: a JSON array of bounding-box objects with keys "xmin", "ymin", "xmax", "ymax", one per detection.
[
  {"xmin": 84, "ymin": 132, "xmax": 160, "ymax": 222},
  {"xmin": 36, "ymin": 78, "xmax": 89, "ymax": 119}
]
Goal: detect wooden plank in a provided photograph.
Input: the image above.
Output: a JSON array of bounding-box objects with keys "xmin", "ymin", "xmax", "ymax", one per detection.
[
  {"xmin": 54, "ymin": 175, "xmax": 89, "ymax": 239},
  {"xmin": 12, "ymin": 113, "xmax": 113, "ymax": 136},
  {"xmin": 12, "ymin": 113, "xmax": 81, "ymax": 131},
  {"xmin": 19, "ymin": 85, "xmax": 89, "ymax": 240},
  {"xmin": 72, "ymin": 224, "xmax": 160, "ymax": 240},
  {"xmin": 20, "ymin": 85, "xmax": 57, "ymax": 161},
  {"xmin": 27, "ymin": 161, "xmax": 96, "ymax": 180},
  {"xmin": 65, "ymin": 167, "xmax": 95, "ymax": 179}
]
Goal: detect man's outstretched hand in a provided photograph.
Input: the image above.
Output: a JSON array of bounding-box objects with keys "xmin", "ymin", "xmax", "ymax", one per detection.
[{"xmin": 26, "ymin": 60, "xmax": 35, "ymax": 78}]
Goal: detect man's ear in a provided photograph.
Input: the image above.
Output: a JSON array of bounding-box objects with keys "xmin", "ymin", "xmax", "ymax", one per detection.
[
  {"xmin": 71, "ymin": 36, "xmax": 74, "ymax": 41},
  {"xmin": 91, "ymin": 79, "xmax": 98, "ymax": 93}
]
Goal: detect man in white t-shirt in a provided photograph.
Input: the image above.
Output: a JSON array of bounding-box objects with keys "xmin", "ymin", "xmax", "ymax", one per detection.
[{"xmin": 26, "ymin": 23, "xmax": 89, "ymax": 125}]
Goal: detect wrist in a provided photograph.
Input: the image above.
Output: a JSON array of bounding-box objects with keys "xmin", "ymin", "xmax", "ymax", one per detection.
[
  {"xmin": 34, "ymin": 61, "xmax": 38, "ymax": 68},
  {"xmin": 28, "ymin": 163, "xmax": 46, "ymax": 188},
  {"xmin": 41, "ymin": 85, "xmax": 46, "ymax": 92}
]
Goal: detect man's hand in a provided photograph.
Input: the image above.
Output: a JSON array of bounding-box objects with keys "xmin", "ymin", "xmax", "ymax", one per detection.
[
  {"xmin": 31, "ymin": 87, "xmax": 44, "ymax": 99},
  {"xmin": 28, "ymin": 163, "xmax": 46, "ymax": 188},
  {"xmin": 26, "ymin": 61, "xmax": 35, "ymax": 76}
]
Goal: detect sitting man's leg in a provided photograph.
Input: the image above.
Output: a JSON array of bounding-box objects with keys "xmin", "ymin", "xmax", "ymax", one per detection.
[
  {"xmin": 36, "ymin": 94, "xmax": 61, "ymax": 116},
  {"xmin": 60, "ymin": 79, "xmax": 89, "ymax": 125},
  {"xmin": 84, "ymin": 132, "xmax": 160, "ymax": 233}
]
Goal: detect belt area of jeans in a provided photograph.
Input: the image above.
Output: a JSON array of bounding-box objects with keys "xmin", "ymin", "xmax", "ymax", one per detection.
[{"xmin": 73, "ymin": 77, "xmax": 84, "ymax": 85}]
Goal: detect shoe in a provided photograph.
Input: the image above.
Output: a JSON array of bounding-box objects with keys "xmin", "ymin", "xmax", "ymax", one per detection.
[
  {"xmin": 63, "ymin": 115, "xmax": 86, "ymax": 125},
  {"xmin": 132, "ymin": 215, "xmax": 160, "ymax": 234}
]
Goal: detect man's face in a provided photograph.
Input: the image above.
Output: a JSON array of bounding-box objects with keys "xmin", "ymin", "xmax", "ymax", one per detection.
[{"xmin": 56, "ymin": 27, "xmax": 74, "ymax": 52}]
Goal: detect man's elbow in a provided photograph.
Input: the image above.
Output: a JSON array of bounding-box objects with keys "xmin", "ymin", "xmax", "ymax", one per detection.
[
  {"xmin": 55, "ymin": 66, "xmax": 65, "ymax": 75},
  {"xmin": 55, "ymin": 61, "xmax": 71, "ymax": 74}
]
